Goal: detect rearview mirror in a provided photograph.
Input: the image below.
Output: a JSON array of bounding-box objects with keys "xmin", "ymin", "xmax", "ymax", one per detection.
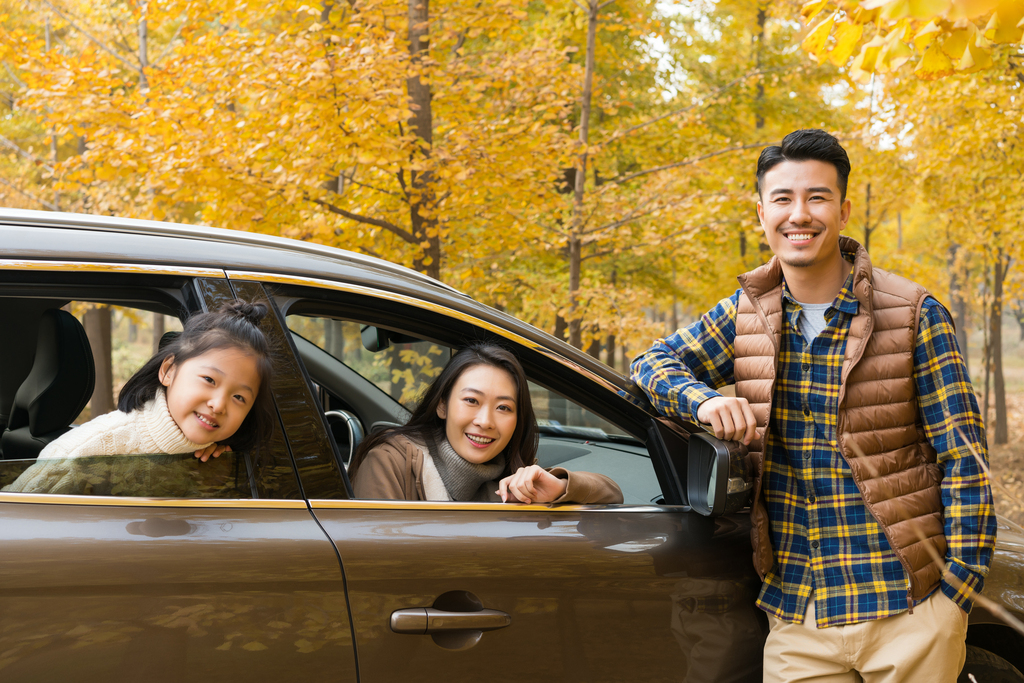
[{"xmin": 686, "ymin": 432, "xmax": 753, "ymax": 516}]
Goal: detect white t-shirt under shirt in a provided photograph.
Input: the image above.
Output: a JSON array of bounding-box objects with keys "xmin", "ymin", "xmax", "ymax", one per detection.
[{"xmin": 793, "ymin": 300, "xmax": 830, "ymax": 345}]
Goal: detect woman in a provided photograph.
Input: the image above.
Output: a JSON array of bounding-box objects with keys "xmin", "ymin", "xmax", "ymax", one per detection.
[{"xmin": 350, "ymin": 343, "xmax": 622, "ymax": 504}]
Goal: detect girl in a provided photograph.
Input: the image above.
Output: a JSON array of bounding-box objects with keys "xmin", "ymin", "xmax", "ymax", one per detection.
[
  {"xmin": 4, "ymin": 300, "xmax": 275, "ymax": 493},
  {"xmin": 350, "ymin": 343, "xmax": 622, "ymax": 505}
]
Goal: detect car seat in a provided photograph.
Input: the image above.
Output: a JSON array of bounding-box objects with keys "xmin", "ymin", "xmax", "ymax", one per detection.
[{"xmin": 1, "ymin": 309, "xmax": 96, "ymax": 460}]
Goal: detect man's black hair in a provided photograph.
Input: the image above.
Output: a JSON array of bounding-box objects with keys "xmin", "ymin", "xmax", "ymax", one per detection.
[{"xmin": 756, "ymin": 129, "xmax": 851, "ymax": 201}]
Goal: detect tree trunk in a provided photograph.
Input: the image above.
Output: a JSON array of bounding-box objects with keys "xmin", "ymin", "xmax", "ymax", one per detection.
[
  {"xmin": 585, "ymin": 335, "xmax": 601, "ymax": 360},
  {"xmin": 982, "ymin": 264, "xmax": 991, "ymax": 429},
  {"xmin": 948, "ymin": 242, "xmax": 969, "ymax": 373},
  {"xmin": 567, "ymin": 0, "xmax": 599, "ymax": 350},
  {"xmin": 991, "ymin": 250, "xmax": 1007, "ymax": 444},
  {"xmin": 863, "ymin": 182, "xmax": 872, "ymax": 252},
  {"xmin": 407, "ymin": 0, "xmax": 441, "ymax": 280},
  {"xmin": 605, "ymin": 333, "xmax": 617, "ymax": 371},
  {"xmin": 85, "ymin": 306, "xmax": 114, "ymax": 415},
  {"xmin": 152, "ymin": 311, "xmax": 165, "ymax": 354}
]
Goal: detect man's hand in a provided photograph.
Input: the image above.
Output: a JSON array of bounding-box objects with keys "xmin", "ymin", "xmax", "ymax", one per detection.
[{"xmin": 696, "ymin": 396, "xmax": 758, "ymax": 445}]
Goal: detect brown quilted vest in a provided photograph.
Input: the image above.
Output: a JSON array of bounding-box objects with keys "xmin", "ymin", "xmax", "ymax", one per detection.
[{"xmin": 734, "ymin": 235, "xmax": 945, "ymax": 602}]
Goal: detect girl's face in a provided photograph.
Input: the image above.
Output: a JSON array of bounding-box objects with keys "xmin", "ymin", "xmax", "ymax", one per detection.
[
  {"xmin": 437, "ymin": 364, "xmax": 517, "ymax": 464},
  {"xmin": 159, "ymin": 347, "xmax": 261, "ymax": 445}
]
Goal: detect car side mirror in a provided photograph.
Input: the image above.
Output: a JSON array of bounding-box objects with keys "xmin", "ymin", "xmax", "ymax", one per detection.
[{"xmin": 686, "ymin": 432, "xmax": 753, "ymax": 516}]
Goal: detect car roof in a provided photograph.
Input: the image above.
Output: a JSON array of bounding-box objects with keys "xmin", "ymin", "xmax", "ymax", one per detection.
[{"xmin": 0, "ymin": 208, "xmax": 653, "ymax": 412}]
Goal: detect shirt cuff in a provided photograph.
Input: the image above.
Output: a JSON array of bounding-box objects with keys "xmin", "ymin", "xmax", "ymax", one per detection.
[
  {"xmin": 689, "ymin": 388, "xmax": 724, "ymax": 423},
  {"xmin": 940, "ymin": 559, "xmax": 985, "ymax": 613}
]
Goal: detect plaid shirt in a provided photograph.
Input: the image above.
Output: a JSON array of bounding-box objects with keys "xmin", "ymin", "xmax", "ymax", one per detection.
[{"xmin": 631, "ymin": 269, "xmax": 995, "ymax": 627}]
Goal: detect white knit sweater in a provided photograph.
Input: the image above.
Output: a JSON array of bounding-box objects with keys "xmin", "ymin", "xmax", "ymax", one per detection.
[{"xmin": 37, "ymin": 387, "xmax": 212, "ymax": 460}]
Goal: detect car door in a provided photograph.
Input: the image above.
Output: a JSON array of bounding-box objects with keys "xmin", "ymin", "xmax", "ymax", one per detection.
[
  {"xmin": 251, "ymin": 271, "xmax": 767, "ymax": 683},
  {"xmin": 0, "ymin": 264, "xmax": 356, "ymax": 683}
]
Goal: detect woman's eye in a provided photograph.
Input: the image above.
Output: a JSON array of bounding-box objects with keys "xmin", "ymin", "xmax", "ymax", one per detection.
[
  {"xmin": 498, "ymin": 404, "xmax": 514, "ymax": 413},
  {"xmin": 463, "ymin": 397, "xmax": 478, "ymax": 405}
]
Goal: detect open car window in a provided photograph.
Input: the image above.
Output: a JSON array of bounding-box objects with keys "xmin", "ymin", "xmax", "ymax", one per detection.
[
  {"xmin": 286, "ymin": 312, "xmax": 661, "ymax": 505},
  {"xmin": 0, "ymin": 288, "xmax": 290, "ymax": 501}
]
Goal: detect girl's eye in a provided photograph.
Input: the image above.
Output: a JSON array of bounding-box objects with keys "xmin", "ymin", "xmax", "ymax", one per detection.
[
  {"xmin": 202, "ymin": 376, "xmax": 215, "ymax": 384},
  {"xmin": 234, "ymin": 394, "xmax": 247, "ymax": 403}
]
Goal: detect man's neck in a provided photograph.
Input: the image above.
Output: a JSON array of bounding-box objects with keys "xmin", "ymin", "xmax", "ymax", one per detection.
[{"xmin": 781, "ymin": 253, "xmax": 853, "ymax": 304}]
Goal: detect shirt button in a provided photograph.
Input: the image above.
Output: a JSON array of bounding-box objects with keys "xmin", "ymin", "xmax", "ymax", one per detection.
[
  {"xmin": 802, "ymin": 363, "xmax": 810, "ymax": 371},
  {"xmin": 803, "ymin": 408, "xmax": 811, "ymax": 416},
  {"xmin": 810, "ymin": 540, "xmax": 820, "ymax": 549},
  {"xmin": 804, "ymin": 452, "xmax": 811, "ymax": 459},
  {"xmin": 808, "ymin": 496, "xmax": 816, "ymax": 504}
]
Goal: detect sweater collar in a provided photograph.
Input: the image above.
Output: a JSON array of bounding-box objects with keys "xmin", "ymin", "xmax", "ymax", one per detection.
[{"xmin": 142, "ymin": 388, "xmax": 214, "ymax": 454}]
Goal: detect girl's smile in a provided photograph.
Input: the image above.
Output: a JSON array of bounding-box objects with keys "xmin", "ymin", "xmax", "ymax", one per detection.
[
  {"xmin": 437, "ymin": 364, "xmax": 517, "ymax": 464},
  {"xmin": 159, "ymin": 348, "xmax": 261, "ymax": 446}
]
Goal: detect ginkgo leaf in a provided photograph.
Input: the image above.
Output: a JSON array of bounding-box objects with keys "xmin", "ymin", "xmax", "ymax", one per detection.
[
  {"xmin": 829, "ymin": 20, "xmax": 865, "ymax": 65},
  {"xmin": 983, "ymin": 2, "xmax": 1024, "ymax": 43},
  {"xmin": 940, "ymin": 23, "xmax": 976, "ymax": 58},
  {"xmin": 801, "ymin": 0, "xmax": 831, "ymax": 21},
  {"xmin": 878, "ymin": 30, "xmax": 914, "ymax": 72},
  {"xmin": 914, "ymin": 20, "xmax": 944, "ymax": 50},
  {"xmin": 850, "ymin": 31, "xmax": 888, "ymax": 73},
  {"xmin": 914, "ymin": 40, "xmax": 956, "ymax": 78},
  {"xmin": 956, "ymin": 36, "xmax": 994, "ymax": 71},
  {"xmin": 948, "ymin": 0, "xmax": 1000, "ymax": 20},
  {"xmin": 801, "ymin": 12, "xmax": 837, "ymax": 61}
]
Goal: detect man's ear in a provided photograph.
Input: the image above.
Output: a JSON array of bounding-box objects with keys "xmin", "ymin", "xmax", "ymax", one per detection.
[
  {"xmin": 158, "ymin": 356, "xmax": 176, "ymax": 386},
  {"xmin": 840, "ymin": 198, "xmax": 851, "ymax": 231},
  {"xmin": 756, "ymin": 201, "xmax": 766, "ymax": 231}
]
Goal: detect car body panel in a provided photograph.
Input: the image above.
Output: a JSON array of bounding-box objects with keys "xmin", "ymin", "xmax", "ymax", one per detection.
[
  {"xmin": 0, "ymin": 498, "xmax": 356, "ymax": 683},
  {"xmin": 311, "ymin": 502, "xmax": 765, "ymax": 683}
]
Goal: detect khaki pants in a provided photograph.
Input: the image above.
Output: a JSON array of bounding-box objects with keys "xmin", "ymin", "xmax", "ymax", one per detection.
[{"xmin": 764, "ymin": 592, "xmax": 968, "ymax": 683}]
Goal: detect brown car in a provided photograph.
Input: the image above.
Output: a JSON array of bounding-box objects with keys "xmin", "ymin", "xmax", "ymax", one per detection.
[{"xmin": 1, "ymin": 208, "xmax": 1022, "ymax": 683}]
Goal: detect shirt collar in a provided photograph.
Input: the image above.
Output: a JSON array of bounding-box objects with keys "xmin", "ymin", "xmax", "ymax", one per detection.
[{"xmin": 781, "ymin": 256, "xmax": 859, "ymax": 317}]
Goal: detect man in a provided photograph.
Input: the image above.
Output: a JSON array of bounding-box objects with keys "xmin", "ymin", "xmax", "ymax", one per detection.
[{"xmin": 631, "ymin": 129, "xmax": 994, "ymax": 682}]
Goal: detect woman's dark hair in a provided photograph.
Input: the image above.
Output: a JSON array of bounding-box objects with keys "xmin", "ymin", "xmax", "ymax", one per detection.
[
  {"xmin": 350, "ymin": 342, "xmax": 538, "ymax": 479},
  {"xmin": 756, "ymin": 128, "xmax": 851, "ymax": 201},
  {"xmin": 117, "ymin": 300, "xmax": 275, "ymax": 452}
]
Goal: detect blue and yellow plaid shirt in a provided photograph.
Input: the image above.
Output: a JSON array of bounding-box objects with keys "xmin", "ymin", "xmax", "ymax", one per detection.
[{"xmin": 631, "ymin": 271, "xmax": 995, "ymax": 627}]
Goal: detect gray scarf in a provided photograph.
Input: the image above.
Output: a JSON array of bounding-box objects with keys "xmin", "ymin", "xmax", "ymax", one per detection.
[{"xmin": 430, "ymin": 430, "xmax": 506, "ymax": 501}]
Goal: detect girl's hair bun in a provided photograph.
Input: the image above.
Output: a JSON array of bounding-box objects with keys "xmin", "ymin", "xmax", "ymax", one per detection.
[{"xmin": 222, "ymin": 299, "xmax": 268, "ymax": 327}]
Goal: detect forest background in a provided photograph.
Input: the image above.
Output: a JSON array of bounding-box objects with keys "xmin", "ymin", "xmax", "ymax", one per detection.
[{"xmin": 2, "ymin": 0, "xmax": 1024, "ymax": 519}]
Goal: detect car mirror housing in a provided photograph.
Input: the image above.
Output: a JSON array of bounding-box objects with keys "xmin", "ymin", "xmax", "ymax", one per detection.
[{"xmin": 686, "ymin": 432, "xmax": 753, "ymax": 516}]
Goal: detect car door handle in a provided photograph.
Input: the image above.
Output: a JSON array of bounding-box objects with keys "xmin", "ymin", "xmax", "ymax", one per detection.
[{"xmin": 390, "ymin": 608, "xmax": 511, "ymax": 634}]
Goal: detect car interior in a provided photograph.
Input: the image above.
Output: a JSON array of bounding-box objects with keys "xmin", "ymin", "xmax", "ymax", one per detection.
[{"xmin": 0, "ymin": 278, "xmax": 662, "ymax": 505}]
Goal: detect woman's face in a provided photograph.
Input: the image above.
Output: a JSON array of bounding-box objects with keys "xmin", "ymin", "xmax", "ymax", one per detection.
[{"xmin": 437, "ymin": 363, "xmax": 518, "ymax": 464}]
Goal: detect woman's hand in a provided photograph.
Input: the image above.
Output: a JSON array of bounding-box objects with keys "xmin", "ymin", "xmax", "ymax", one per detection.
[
  {"xmin": 498, "ymin": 465, "xmax": 568, "ymax": 504},
  {"xmin": 194, "ymin": 443, "xmax": 231, "ymax": 463}
]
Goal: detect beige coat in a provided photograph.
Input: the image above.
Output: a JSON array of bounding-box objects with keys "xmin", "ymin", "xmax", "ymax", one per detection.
[{"xmin": 351, "ymin": 433, "xmax": 624, "ymax": 504}]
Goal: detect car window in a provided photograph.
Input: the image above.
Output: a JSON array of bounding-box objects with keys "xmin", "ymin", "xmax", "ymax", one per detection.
[
  {"xmin": 286, "ymin": 311, "xmax": 661, "ymax": 504},
  {"xmin": 0, "ymin": 296, "xmax": 272, "ymax": 500},
  {"xmin": 288, "ymin": 316, "xmax": 450, "ymax": 408}
]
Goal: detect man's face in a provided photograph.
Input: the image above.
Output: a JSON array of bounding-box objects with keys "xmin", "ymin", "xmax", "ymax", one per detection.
[{"xmin": 756, "ymin": 159, "xmax": 851, "ymax": 270}]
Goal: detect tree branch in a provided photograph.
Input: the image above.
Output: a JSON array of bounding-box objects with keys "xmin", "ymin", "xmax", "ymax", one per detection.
[
  {"xmin": 309, "ymin": 196, "xmax": 416, "ymax": 243},
  {"xmin": 0, "ymin": 134, "xmax": 55, "ymax": 172},
  {"xmin": 38, "ymin": 0, "xmax": 141, "ymax": 73},
  {"xmin": 601, "ymin": 142, "xmax": 765, "ymax": 189},
  {"xmin": 0, "ymin": 177, "xmax": 59, "ymax": 210},
  {"xmin": 598, "ymin": 70, "xmax": 769, "ymax": 149}
]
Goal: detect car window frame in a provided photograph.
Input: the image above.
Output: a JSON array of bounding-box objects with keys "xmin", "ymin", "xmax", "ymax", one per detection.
[
  {"xmin": 247, "ymin": 271, "xmax": 688, "ymax": 508},
  {"xmin": 0, "ymin": 260, "xmax": 306, "ymax": 506}
]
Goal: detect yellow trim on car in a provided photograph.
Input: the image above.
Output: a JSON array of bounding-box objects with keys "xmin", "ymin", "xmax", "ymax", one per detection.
[
  {"xmin": 226, "ymin": 270, "xmax": 622, "ymax": 395},
  {"xmin": 308, "ymin": 499, "xmax": 654, "ymax": 512},
  {"xmin": 0, "ymin": 259, "xmax": 224, "ymax": 278},
  {"xmin": 0, "ymin": 492, "xmax": 307, "ymax": 508}
]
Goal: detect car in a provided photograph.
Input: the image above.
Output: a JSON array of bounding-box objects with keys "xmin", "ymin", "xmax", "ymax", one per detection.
[{"xmin": 0, "ymin": 207, "xmax": 1021, "ymax": 683}]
